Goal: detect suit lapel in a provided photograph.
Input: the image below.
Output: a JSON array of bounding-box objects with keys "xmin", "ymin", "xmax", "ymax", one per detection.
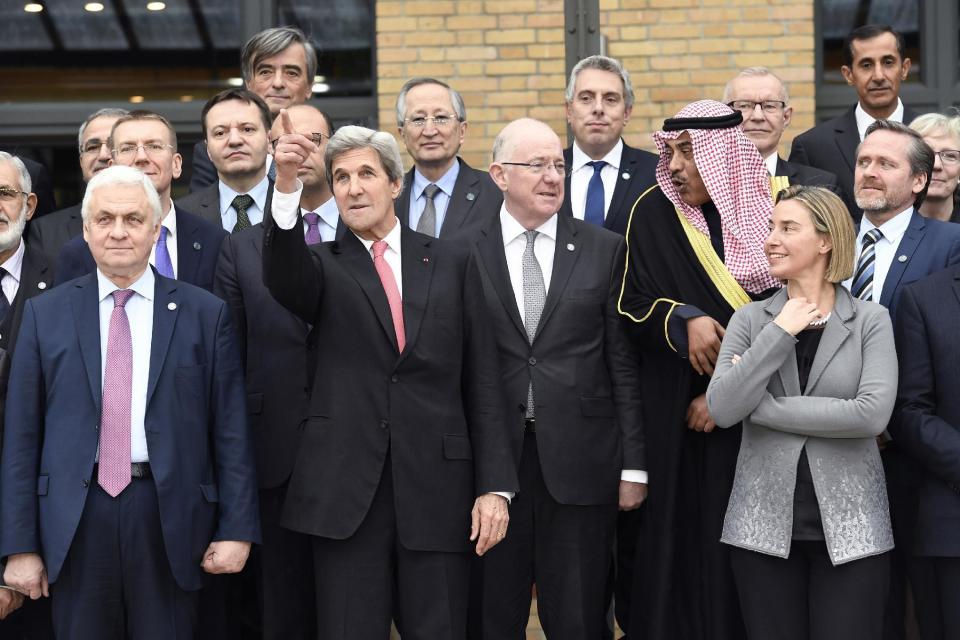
[
  {"xmin": 439, "ymin": 159, "xmax": 480, "ymax": 236},
  {"xmin": 394, "ymin": 169, "xmax": 414, "ymax": 229},
  {"xmin": 0, "ymin": 247, "xmax": 51, "ymax": 351},
  {"xmin": 559, "ymin": 147, "xmax": 574, "ymax": 220},
  {"xmin": 761, "ymin": 291, "xmax": 802, "ymax": 395},
  {"xmin": 536, "ymin": 215, "xmax": 580, "ymax": 340},
  {"xmin": 72, "ymin": 273, "xmax": 103, "ymax": 411},
  {"xmin": 476, "ymin": 217, "xmax": 526, "ymax": 340},
  {"xmin": 805, "ymin": 289, "xmax": 853, "ymax": 393},
  {"xmin": 605, "ymin": 142, "xmax": 634, "ymax": 232},
  {"xmin": 174, "ymin": 207, "xmax": 201, "ymax": 285},
  {"xmin": 834, "ymin": 107, "xmax": 861, "ymax": 174},
  {"xmin": 397, "ymin": 226, "xmax": 433, "ymax": 364},
  {"xmin": 336, "ymin": 232, "xmax": 400, "ymax": 351},
  {"xmin": 146, "ymin": 272, "xmax": 178, "ymax": 407},
  {"xmin": 879, "ymin": 211, "xmax": 922, "ymax": 308}
]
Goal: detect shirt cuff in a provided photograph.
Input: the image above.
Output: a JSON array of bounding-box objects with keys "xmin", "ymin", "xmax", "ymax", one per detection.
[
  {"xmin": 491, "ymin": 491, "xmax": 514, "ymax": 504},
  {"xmin": 271, "ymin": 179, "xmax": 304, "ymax": 230},
  {"xmin": 620, "ymin": 470, "xmax": 648, "ymax": 484}
]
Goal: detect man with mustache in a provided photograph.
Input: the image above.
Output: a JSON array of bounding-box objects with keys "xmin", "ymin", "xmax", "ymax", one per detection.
[
  {"xmin": 618, "ymin": 100, "xmax": 780, "ymax": 640},
  {"xmin": 27, "ymin": 108, "xmax": 129, "ymax": 266},
  {"xmin": 845, "ymin": 119, "xmax": 960, "ymax": 640},
  {"xmin": 190, "ymin": 27, "xmax": 317, "ymax": 193},
  {"xmin": 790, "ymin": 25, "xmax": 918, "ymax": 220}
]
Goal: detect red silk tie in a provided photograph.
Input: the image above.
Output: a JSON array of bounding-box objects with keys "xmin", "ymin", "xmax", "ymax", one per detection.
[{"xmin": 371, "ymin": 240, "xmax": 405, "ymax": 352}]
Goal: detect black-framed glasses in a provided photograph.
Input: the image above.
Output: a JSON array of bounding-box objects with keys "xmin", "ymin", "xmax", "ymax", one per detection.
[
  {"xmin": 270, "ymin": 132, "xmax": 327, "ymax": 149},
  {"xmin": 80, "ymin": 139, "xmax": 110, "ymax": 156},
  {"xmin": 500, "ymin": 161, "xmax": 569, "ymax": 177},
  {"xmin": 0, "ymin": 186, "xmax": 28, "ymax": 202},
  {"xmin": 727, "ymin": 100, "xmax": 787, "ymax": 114},
  {"xmin": 403, "ymin": 115, "xmax": 459, "ymax": 129},
  {"xmin": 934, "ymin": 149, "xmax": 960, "ymax": 166}
]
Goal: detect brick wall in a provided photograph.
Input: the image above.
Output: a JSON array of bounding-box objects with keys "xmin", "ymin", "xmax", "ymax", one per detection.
[{"xmin": 375, "ymin": 0, "xmax": 816, "ymax": 168}]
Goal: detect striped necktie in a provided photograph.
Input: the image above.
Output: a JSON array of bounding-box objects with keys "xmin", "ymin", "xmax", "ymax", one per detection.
[{"xmin": 851, "ymin": 228, "xmax": 884, "ymax": 300}]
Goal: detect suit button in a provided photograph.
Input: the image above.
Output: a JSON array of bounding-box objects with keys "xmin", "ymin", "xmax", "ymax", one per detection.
[
  {"xmin": 380, "ymin": 420, "xmax": 389, "ymax": 429},
  {"xmin": 391, "ymin": 374, "xmax": 399, "ymax": 383},
  {"xmin": 83, "ymin": 479, "xmax": 89, "ymax": 488},
  {"xmin": 528, "ymin": 357, "xmax": 537, "ymax": 366}
]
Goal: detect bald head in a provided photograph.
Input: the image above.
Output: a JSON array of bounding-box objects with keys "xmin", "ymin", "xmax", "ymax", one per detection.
[
  {"xmin": 490, "ymin": 118, "xmax": 564, "ymax": 229},
  {"xmin": 492, "ymin": 118, "xmax": 560, "ymax": 163}
]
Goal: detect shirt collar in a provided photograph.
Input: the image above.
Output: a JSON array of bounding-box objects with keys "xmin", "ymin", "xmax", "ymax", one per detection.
[
  {"xmin": 571, "ymin": 139, "xmax": 623, "ymax": 173},
  {"xmin": 96, "ymin": 263, "xmax": 156, "ymax": 303},
  {"xmin": 355, "ymin": 216, "xmax": 402, "ymax": 255},
  {"xmin": 499, "ymin": 204, "xmax": 558, "ymax": 246},
  {"xmin": 218, "ymin": 175, "xmax": 270, "ymax": 217},
  {"xmin": 0, "ymin": 239, "xmax": 26, "ymax": 284},
  {"xmin": 855, "ymin": 98, "xmax": 905, "ymax": 140},
  {"xmin": 162, "ymin": 202, "xmax": 177, "ymax": 236},
  {"xmin": 763, "ymin": 152, "xmax": 780, "ymax": 176},
  {"xmin": 413, "ymin": 159, "xmax": 460, "ymax": 199},
  {"xmin": 858, "ymin": 205, "xmax": 913, "ymax": 246},
  {"xmin": 308, "ymin": 195, "xmax": 340, "ymax": 230}
]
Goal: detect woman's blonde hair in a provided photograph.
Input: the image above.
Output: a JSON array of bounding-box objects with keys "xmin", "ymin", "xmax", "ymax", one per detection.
[{"xmin": 775, "ymin": 185, "xmax": 856, "ymax": 283}]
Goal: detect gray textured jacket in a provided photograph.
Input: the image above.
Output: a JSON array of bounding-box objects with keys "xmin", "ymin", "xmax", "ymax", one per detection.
[{"xmin": 707, "ymin": 285, "xmax": 897, "ymax": 565}]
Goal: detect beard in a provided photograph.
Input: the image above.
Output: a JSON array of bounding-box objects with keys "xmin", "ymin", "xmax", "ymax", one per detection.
[
  {"xmin": 0, "ymin": 208, "xmax": 26, "ymax": 253},
  {"xmin": 855, "ymin": 180, "xmax": 914, "ymax": 214}
]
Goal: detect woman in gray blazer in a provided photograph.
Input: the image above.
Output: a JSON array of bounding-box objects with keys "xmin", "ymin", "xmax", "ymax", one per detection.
[{"xmin": 707, "ymin": 186, "xmax": 897, "ymax": 640}]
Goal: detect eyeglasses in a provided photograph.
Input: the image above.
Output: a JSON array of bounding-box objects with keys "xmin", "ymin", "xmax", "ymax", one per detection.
[
  {"xmin": 403, "ymin": 115, "xmax": 459, "ymax": 129},
  {"xmin": 80, "ymin": 139, "xmax": 110, "ymax": 155},
  {"xmin": 112, "ymin": 143, "xmax": 175, "ymax": 160},
  {"xmin": 0, "ymin": 186, "xmax": 27, "ymax": 202},
  {"xmin": 500, "ymin": 161, "xmax": 569, "ymax": 177},
  {"xmin": 727, "ymin": 100, "xmax": 787, "ymax": 114},
  {"xmin": 935, "ymin": 149, "xmax": 960, "ymax": 166},
  {"xmin": 270, "ymin": 132, "xmax": 327, "ymax": 149}
]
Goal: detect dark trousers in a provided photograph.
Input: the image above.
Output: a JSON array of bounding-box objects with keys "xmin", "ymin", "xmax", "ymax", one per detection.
[
  {"xmin": 612, "ymin": 506, "xmax": 644, "ymax": 638},
  {"xmin": 730, "ymin": 541, "xmax": 890, "ymax": 640},
  {"xmin": 311, "ymin": 453, "xmax": 470, "ymax": 639},
  {"xmin": 0, "ymin": 594, "xmax": 54, "ymax": 639},
  {"xmin": 472, "ymin": 432, "xmax": 617, "ymax": 640},
  {"xmin": 51, "ymin": 478, "xmax": 199, "ymax": 640},
  {"xmin": 910, "ymin": 556, "xmax": 960, "ymax": 640},
  {"xmin": 883, "ymin": 446, "xmax": 920, "ymax": 640}
]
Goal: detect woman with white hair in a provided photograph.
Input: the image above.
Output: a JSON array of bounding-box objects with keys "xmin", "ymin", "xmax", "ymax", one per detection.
[{"xmin": 910, "ymin": 112, "xmax": 960, "ymax": 222}]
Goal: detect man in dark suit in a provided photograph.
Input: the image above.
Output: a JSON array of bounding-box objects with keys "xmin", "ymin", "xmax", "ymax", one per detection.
[
  {"xmin": 847, "ymin": 119, "xmax": 960, "ymax": 640},
  {"xmin": 55, "ymin": 111, "xmax": 226, "ymax": 291},
  {"xmin": 190, "ymin": 27, "xmax": 317, "ymax": 192},
  {"xmin": 177, "ymin": 89, "xmax": 274, "ymax": 233},
  {"xmin": 264, "ymin": 116, "xmax": 517, "ymax": 638},
  {"xmin": 0, "ymin": 165, "xmax": 260, "ymax": 639},
  {"xmin": 0, "ymin": 153, "xmax": 54, "ymax": 634},
  {"xmin": 561, "ymin": 55, "xmax": 657, "ymax": 236},
  {"xmin": 892, "ymin": 265, "xmax": 960, "ymax": 640},
  {"xmin": 28, "ymin": 108, "xmax": 130, "ymax": 267},
  {"xmin": 394, "ymin": 77, "xmax": 502, "ymax": 239},
  {"xmin": 470, "ymin": 118, "xmax": 645, "ymax": 639},
  {"xmin": 722, "ymin": 67, "xmax": 839, "ymax": 195},
  {"xmin": 790, "ymin": 25, "xmax": 918, "ymax": 218}
]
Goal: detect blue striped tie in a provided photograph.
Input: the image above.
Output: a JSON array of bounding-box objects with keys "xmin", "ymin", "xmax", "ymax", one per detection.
[{"xmin": 851, "ymin": 228, "xmax": 883, "ymax": 300}]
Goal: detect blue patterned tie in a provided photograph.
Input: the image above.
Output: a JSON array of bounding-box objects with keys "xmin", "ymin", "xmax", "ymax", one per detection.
[
  {"xmin": 584, "ymin": 160, "xmax": 607, "ymax": 226},
  {"xmin": 851, "ymin": 228, "xmax": 883, "ymax": 300},
  {"xmin": 155, "ymin": 226, "xmax": 174, "ymax": 278}
]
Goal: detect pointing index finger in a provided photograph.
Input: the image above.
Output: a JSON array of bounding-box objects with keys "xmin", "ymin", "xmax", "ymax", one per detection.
[{"xmin": 280, "ymin": 108, "xmax": 293, "ymax": 135}]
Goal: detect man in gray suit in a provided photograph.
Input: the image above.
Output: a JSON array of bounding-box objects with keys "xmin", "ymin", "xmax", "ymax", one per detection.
[{"xmin": 393, "ymin": 77, "xmax": 502, "ymax": 240}]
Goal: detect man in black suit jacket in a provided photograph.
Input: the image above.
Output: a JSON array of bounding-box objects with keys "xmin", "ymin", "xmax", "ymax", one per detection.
[
  {"xmin": 561, "ymin": 55, "xmax": 658, "ymax": 236},
  {"xmin": 28, "ymin": 109, "xmax": 130, "ymax": 268},
  {"xmin": 789, "ymin": 25, "xmax": 917, "ymax": 218},
  {"xmin": 54, "ymin": 111, "xmax": 226, "ymax": 291},
  {"xmin": 394, "ymin": 77, "xmax": 502, "ymax": 239},
  {"xmin": 264, "ymin": 117, "xmax": 517, "ymax": 638},
  {"xmin": 470, "ymin": 118, "xmax": 645, "ymax": 640},
  {"xmin": 722, "ymin": 67, "xmax": 839, "ymax": 198}
]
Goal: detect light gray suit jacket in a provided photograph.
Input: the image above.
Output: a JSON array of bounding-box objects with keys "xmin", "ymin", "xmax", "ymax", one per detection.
[{"xmin": 706, "ymin": 285, "xmax": 897, "ymax": 565}]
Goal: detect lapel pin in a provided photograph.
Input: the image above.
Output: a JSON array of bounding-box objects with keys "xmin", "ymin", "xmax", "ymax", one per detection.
[
  {"xmin": 898, "ymin": 255, "xmax": 907, "ymax": 263},
  {"xmin": 622, "ymin": 172, "xmax": 630, "ymax": 180},
  {"xmin": 422, "ymin": 257, "xmax": 430, "ymax": 263},
  {"xmin": 168, "ymin": 302, "xmax": 177, "ymax": 310},
  {"xmin": 38, "ymin": 281, "xmax": 47, "ymax": 290},
  {"xmin": 466, "ymin": 192, "xmax": 476, "ymax": 201},
  {"xmin": 193, "ymin": 242, "xmax": 201, "ymax": 251},
  {"xmin": 566, "ymin": 243, "xmax": 575, "ymax": 251}
]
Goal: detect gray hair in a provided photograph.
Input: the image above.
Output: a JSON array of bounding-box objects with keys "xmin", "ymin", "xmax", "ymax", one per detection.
[
  {"xmin": 77, "ymin": 108, "xmax": 130, "ymax": 153},
  {"xmin": 241, "ymin": 26, "xmax": 318, "ymax": 87},
  {"xmin": 861, "ymin": 119, "xmax": 934, "ymax": 209},
  {"xmin": 910, "ymin": 111, "xmax": 960, "ymax": 143},
  {"xmin": 721, "ymin": 66, "xmax": 789, "ymax": 103},
  {"xmin": 565, "ymin": 55, "xmax": 635, "ymax": 109},
  {"xmin": 324, "ymin": 126, "xmax": 405, "ymax": 188},
  {"xmin": 0, "ymin": 151, "xmax": 32, "ymax": 195},
  {"xmin": 395, "ymin": 77, "xmax": 467, "ymax": 127},
  {"xmin": 82, "ymin": 165, "xmax": 162, "ymax": 225}
]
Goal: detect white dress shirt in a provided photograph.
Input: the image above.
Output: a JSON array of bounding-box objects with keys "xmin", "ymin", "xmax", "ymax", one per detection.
[
  {"xmin": 354, "ymin": 216, "xmax": 404, "ymax": 298},
  {"xmin": 150, "ymin": 203, "xmax": 178, "ymax": 278},
  {"xmin": 97, "ymin": 267, "xmax": 154, "ymax": 463},
  {"xmin": 569, "ymin": 139, "xmax": 623, "ymax": 221},
  {"xmin": 764, "ymin": 152, "xmax": 779, "ymax": 177},
  {"xmin": 408, "ymin": 161, "xmax": 460, "ymax": 233},
  {"xmin": 218, "ymin": 175, "xmax": 270, "ymax": 230},
  {"xmin": 302, "ymin": 195, "xmax": 340, "ymax": 243},
  {"xmin": 843, "ymin": 205, "xmax": 913, "ymax": 301},
  {"xmin": 499, "ymin": 207, "xmax": 646, "ymax": 484},
  {"xmin": 855, "ymin": 99, "xmax": 905, "ymax": 141},
  {"xmin": 0, "ymin": 239, "xmax": 26, "ymax": 305}
]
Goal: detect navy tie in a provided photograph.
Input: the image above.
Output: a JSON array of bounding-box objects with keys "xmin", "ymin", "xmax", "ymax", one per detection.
[{"xmin": 584, "ymin": 160, "xmax": 607, "ymax": 226}]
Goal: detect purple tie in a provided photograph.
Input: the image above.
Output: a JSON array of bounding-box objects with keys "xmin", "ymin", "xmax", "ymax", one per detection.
[
  {"xmin": 155, "ymin": 226, "xmax": 174, "ymax": 278},
  {"xmin": 98, "ymin": 289, "xmax": 135, "ymax": 497},
  {"xmin": 303, "ymin": 211, "xmax": 322, "ymax": 245}
]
